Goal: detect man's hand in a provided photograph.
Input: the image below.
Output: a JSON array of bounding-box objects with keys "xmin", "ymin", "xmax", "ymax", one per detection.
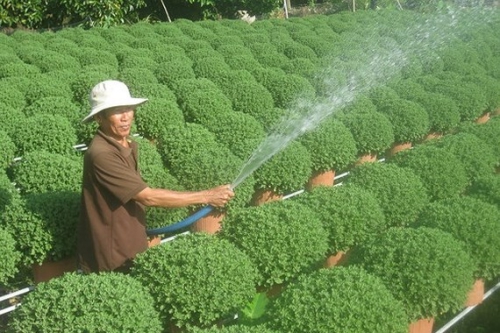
[{"xmin": 205, "ymin": 184, "xmax": 235, "ymax": 207}]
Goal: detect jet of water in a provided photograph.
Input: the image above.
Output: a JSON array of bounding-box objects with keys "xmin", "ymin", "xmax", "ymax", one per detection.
[{"xmin": 231, "ymin": 6, "xmax": 498, "ymax": 189}]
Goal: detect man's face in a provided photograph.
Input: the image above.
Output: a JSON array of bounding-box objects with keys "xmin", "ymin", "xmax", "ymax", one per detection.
[{"xmin": 96, "ymin": 106, "xmax": 135, "ymax": 142}]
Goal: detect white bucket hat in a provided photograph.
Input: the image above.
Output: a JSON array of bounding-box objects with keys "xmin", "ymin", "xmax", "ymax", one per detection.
[{"xmin": 83, "ymin": 80, "xmax": 148, "ymax": 123}]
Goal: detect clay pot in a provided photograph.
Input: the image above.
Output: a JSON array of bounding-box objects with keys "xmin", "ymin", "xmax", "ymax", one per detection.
[
  {"xmin": 251, "ymin": 189, "xmax": 283, "ymax": 206},
  {"xmin": 355, "ymin": 153, "xmax": 377, "ymax": 166},
  {"xmin": 306, "ymin": 170, "xmax": 335, "ymax": 190},
  {"xmin": 32, "ymin": 256, "xmax": 77, "ymax": 284},
  {"xmin": 147, "ymin": 236, "xmax": 162, "ymax": 248},
  {"xmin": 408, "ymin": 317, "xmax": 434, "ymax": 333},
  {"xmin": 424, "ymin": 132, "xmax": 443, "ymax": 141},
  {"xmin": 190, "ymin": 211, "xmax": 225, "ymax": 234},
  {"xmin": 386, "ymin": 142, "xmax": 412, "ymax": 158},
  {"xmin": 323, "ymin": 250, "xmax": 350, "ymax": 268},
  {"xmin": 475, "ymin": 112, "xmax": 491, "ymax": 124},
  {"xmin": 464, "ymin": 279, "xmax": 484, "ymax": 307}
]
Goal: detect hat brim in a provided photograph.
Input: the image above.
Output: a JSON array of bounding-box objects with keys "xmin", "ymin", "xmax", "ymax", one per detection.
[{"xmin": 82, "ymin": 98, "xmax": 148, "ymax": 123}]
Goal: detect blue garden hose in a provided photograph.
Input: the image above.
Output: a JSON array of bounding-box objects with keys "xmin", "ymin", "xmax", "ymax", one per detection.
[{"xmin": 146, "ymin": 205, "xmax": 214, "ymax": 236}]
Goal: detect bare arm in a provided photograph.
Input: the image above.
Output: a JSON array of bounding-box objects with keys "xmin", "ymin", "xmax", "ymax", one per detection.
[{"xmin": 133, "ymin": 184, "xmax": 234, "ymax": 208}]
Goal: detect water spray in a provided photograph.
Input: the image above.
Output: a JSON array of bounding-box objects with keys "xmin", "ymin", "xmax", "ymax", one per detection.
[{"xmin": 146, "ymin": 6, "xmax": 498, "ymax": 236}]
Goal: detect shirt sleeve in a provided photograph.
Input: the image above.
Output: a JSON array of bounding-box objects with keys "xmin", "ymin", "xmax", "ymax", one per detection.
[{"xmin": 92, "ymin": 150, "xmax": 148, "ymax": 205}]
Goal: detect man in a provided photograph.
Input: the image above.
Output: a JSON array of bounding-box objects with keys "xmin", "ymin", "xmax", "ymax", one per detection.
[{"xmin": 77, "ymin": 80, "xmax": 234, "ymax": 273}]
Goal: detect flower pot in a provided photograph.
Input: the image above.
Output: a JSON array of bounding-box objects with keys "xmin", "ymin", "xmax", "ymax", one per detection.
[
  {"xmin": 147, "ymin": 236, "xmax": 162, "ymax": 248},
  {"xmin": 475, "ymin": 112, "xmax": 490, "ymax": 124},
  {"xmin": 32, "ymin": 256, "xmax": 77, "ymax": 284},
  {"xmin": 306, "ymin": 169, "xmax": 335, "ymax": 190},
  {"xmin": 464, "ymin": 279, "xmax": 484, "ymax": 307},
  {"xmin": 424, "ymin": 132, "xmax": 443, "ymax": 141},
  {"xmin": 408, "ymin": 317, "xmax": 434, "ymax": 333},
  {"xmin": 251, "ymin": 189, "xmax": 283, "ymax": 206},
  {"xmin": 324, "ymin": 250, "xmax": 350, "ymax": 268},
  {"xmin": 355, "ymin": 153, "xmax": 377, "ymax": 166},
  {"xmin": 190, "ymin": 211, "xmax": 225, "ymax": 234},
  {"xmin": 386, "ymin": 142, "xmax": 412, "ymax": 158}
]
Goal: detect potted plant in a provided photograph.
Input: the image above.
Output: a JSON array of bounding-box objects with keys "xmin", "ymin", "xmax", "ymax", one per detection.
[
  {"xmin": 348, "ymin": 227, "xmax": 476, "ymax": 333},
  {"xmin": 417, "ymin": 73, "xmax": 487, "ymax": 123},
  {"xmin": 0, "ymin": 190, "xmax": 80, "ymax": 283},
  {"xmin": 414, "ymin": 196, "xmax": 500, "ymax": 306},
  {"xmin": 389, "ymin": 144, "xmax": 468, "ymax": 201},
  {"xmin": 347, "ymin": 162, "xmax": 429, "ymax": 227},
  {"xmin": 390, "ymin": 78, "xmax": 460, "ymax": 135},
  {"xmin": 467, "ymin": 174, "xmax": 500, "ymax": 208},
  {"xmin": 369, "ymin": 87, "xmax": 430, "ymax": 156},
  {"xmin": 0, "ymin": 129, "xmax": 16, "ymax": 169},
  {"xmin": 299, "ymin": 118, "xmax": 357, "ymax": 189},
  {"xmin": 6, "ymin": 272, "xmax": 162, "ymax": 333},
  {"xmin": 429, "ymin": 132, "xmax": 497, "ymax": 183},
  {"xmin": 134, "ymin": 98, "xmax": 185, "ymax": 141},
  {"xmin": 131, "ymin": 233, "xmax": 258, "ymax": 331},
  {"xmin": 265, "ymin": 266, "xmax": 408, "ymax": 333},
  {"xmin": 0, "ymin": 169, "xmax": 19, "ymax": 214},
  {"xmin": 458, "ymin": 117, "xmax": 500, "ymax": 168},
  {"xmin": 199, "ymin": 110, "xmax": 266, "ymax": 161},
  {"xmin": 220, "ymin": 199, "xmax": 329, "ymax": 294},
  {"xmin": 10, "ymin": 114, "xmax": 78, "ymax": 157},
  {"xmin": 10, "ymin": 151, "xmax": 82, "ymax": 195},
  {"xmin": 0, "ymin": 227, "xmax": 21, "ymax": 286},
  {"xmin": 294, "ymin": 184, "xmax": 386, "ymax": 267},
  {"xmin": 336, "ymin": 97, "xmax": 394, "ymax": 164},
  {"xmin": 251, "ymin": 141, "xmax": 312, "ymax": 205}
]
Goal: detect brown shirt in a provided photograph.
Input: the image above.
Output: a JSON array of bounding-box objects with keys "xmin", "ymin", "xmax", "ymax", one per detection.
[{"xmin": 78, "ymin": 130, "xmax": 148, "ymax": 272}]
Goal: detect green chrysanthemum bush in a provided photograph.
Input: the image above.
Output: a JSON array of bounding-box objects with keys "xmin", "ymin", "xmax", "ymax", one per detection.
[
  {"xmin": 75, "ymin": 47, "xmax": 119, "ymax": 69},
  {"xmin": 0, "ymin": 227, "xmax": 21, "ymax": 285},
  {"xmin": 10, "ymin": 114, "xmax": 77, "ymax": 157},
  {"xmin": 429, "ymin": 132, "xmax": 496, "ymax": 183},
  {"xmin": 467, "ymin": 174, "xmax": 500, "ymax": 209},
  {"xmin": 192, "ymin": 56, "xmax": 232, "ymax": 80},
  {"xmin": 299, "ymin": 117, "xmax": 357, "ymax": 174},
  {"xmin": 418, "ymin": 74, "xmax": 487, "ymax": 122},
  {"xmin": 0, "ymin": 62, "xmax": 41, "ymax": 79},
  {"xmin": 458, "ymin": 117, "xmax": 500, "ymax": 165},
  {"xmin": 266, "ymin": 266, "xmax": 408, "ymax": 333},
  {"xmin": 131, "ymin": 233, "xmax": 257, "ymax": 330},
  {"xmin": 347, "ymin": 162, "xmax": 429, "ymax": 227},
  {"xmin": 294, "ymin": 184, "xmax": 386, "ymax": 255},
  {"xmin": 199, "ymin": 110, "xmax": 265, "ymax": 161},
  {"xmin": 0, "ymin": 169, "xmax": 19, "ymax": 214},
  {"xmin": 171, "ymin": 78, "xmax": 234, "ymax": 123},
  {"xmin": 390, "ymin": 144, "xmax": 468, "ymax": 201},
  {"xmin": 349, "ymin": 227, "xmax": 475, "ymax": 322},
  {"xmin": 23, "ymin": 96, "xmax": 81, "ymax": 125},
  {"xmin": 119, "ymin": 67, "xmax": 158, "ymax": 87},
  {"xmin": 415, "ymin": 196, "xmax": 500, "ymax": 281},
  {"xmin": 253, "ymin": 140, "xmax": 312, "ymax": 196},
  {"xmin": 6, "ymin": 272, "xmax": 162, "ymax": 333},
  {"xmin": 134, "ymin": 98, "xmax": 185, "ymax": 141},
  {"xmin": 23, "ymin": 73, "xmax": 74, "ymax": 104},
  {"xmin": 220, "ymin": 199, "xmax": 328, "ymax": 289},
  {"xmin": 0, "ymin": 190, "xmax": 79, "ymax": 265},
  {"xmin": 337, "ymin": 106, "xmax": 394, "ymax": 157},
  {"xmin": 0, "ymin": 80, "xmax": 27, "ymax": 110},
  {"xmin": 255, "ymin": 70, "xmax": 316, "ymax": 109},
  {"xmin": 11, "ymin": 151, "xmax": 82, "ymax": 195},
  {"xmin": 392, "ymin": 79, "xmax": 460, "ymax": 135},
  {"xmin": 371, "ymin": 92, "xmax": 430, "ymax": 145},
  {"xmin": 0, "ymin": 129, "xmax": 16, "ymax": 169}
]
